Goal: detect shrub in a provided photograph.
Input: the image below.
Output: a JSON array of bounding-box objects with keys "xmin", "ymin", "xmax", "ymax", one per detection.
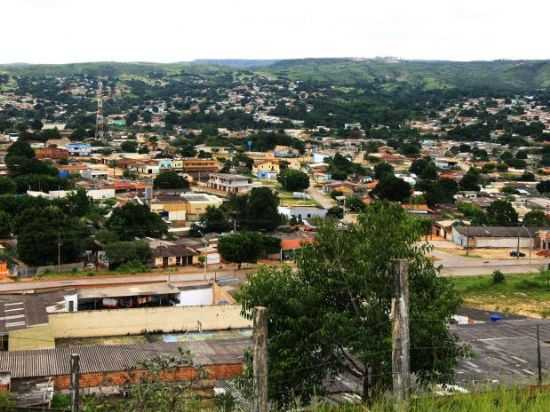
[{"xmin": 492, "ymin": 270, "xmax": 505, "ymax": 284}]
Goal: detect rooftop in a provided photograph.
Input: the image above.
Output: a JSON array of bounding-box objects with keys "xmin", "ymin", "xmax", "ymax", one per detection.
[
  {"xmin": 453, "ymin": 320, "xmax": 550, "ymax": 385},
  {"xmin": 0, "ymin": 292, "xmax": 67, "ymax": 333},
  {"xmin": 78, "ymin": 283, "xmax": 180, "ymax": 300},
  {"xmin": 0, "ymin": 338, "xmax": 249, "ymax": 379},
  {"xmin": 454, "ymin": 226, "xmax": 550, "ymax": 238}
]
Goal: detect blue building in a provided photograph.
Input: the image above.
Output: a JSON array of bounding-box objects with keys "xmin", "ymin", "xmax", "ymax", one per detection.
[{"xmin": 66, "ymin": 143, "xmax": 92, "ymax": 157}]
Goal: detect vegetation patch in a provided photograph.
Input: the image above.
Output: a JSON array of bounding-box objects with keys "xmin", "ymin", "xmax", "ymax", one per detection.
[{"xmin": 450, "ymin": 272, "xmax": 550, "ymax": 317}]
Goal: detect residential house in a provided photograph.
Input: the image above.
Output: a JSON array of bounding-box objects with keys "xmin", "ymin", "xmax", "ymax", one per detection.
[
  {"xmin": 252, "ymin": 159, "xmax": 280, "ymax": 180},
  {"xmin": 208, "ymin": 173, "xmax": 252, "ymax": 194},
  {"xmin": 181, "ymin": 193, "xmax": 224, "ymax": 221},
  {"xmin": 150, "ymin": 194, "xmax": 187, "ymax": 222},
  {"xmin": 278, "ymin": 205, "xmax": 328, "ymax": 220},
  {"xmin": 150, "ymin": 243, "xmax": 199, "ymax": 268},
  {"xmin": 80, "ymin": 169, "xmax": 109, "ymax": 180},
  {"xmin": 35, "ymin": 145, "xmax": 69, "ymax": 161},
  {"xmin": 181, "ymin": 158, "xmax": 220, "ymax": 180},
  {"xmin": 65, "ymin": 143, "xmax": 91, "ymax": 157}
]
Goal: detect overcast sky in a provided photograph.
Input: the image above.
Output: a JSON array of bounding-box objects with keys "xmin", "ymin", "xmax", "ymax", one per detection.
[{"xmin": 2, "ymin": 0, "xmax": 548, "ymax": 64}]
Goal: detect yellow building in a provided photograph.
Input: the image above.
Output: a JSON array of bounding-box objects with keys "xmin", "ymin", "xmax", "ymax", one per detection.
[
  {"xmin": 181, "ymin": 193, "xmax": 224, "ymax": 221},
  {"xmin": 252, "ymin": 159, "xmax": 280, "ymax": 175}
]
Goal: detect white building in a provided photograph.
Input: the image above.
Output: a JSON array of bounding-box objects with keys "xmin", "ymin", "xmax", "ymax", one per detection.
[
  {"xmin": 278, "ymin": 206, "xmax": 327, "ymax": 220},
  {"xmin": 207, "ymin": 173, "xmax": 252, "ymax": 194}
]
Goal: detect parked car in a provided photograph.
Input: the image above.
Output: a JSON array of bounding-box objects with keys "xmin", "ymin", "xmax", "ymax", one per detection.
[{"xmin": 510, "ymin": 251, "xmax": 526, "ymax": 257}]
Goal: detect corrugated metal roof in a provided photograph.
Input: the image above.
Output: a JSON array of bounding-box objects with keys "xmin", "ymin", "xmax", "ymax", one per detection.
[
  {"xmin": 454, "ymin": 225, "xmax": 549, "ymax": 238},
  {"xmin": 0, "ymin": 338, "xmax": 250, "ymax": 379},
  {"xmin": 0, "ymin": 292, "xmax": 67, "ymax": 333}
]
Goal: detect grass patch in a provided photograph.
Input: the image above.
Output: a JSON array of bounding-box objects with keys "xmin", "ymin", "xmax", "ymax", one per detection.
[
  {"xmin": 450, "ymin": 272, "xmax": 550, "ymax": 317},
  {"xmin": 310, "ymin": 387, "xmax": 550, "ymax": 411},
  {"xmin": 278, "ymin": 190, "xmax": 319, "ymax": 207}
]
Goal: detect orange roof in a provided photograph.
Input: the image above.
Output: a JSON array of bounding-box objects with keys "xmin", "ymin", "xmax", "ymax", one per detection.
[
  {"xmin": 402, "ymin": 204, "xmax": 432, "ymax": 212},
  {"xmin": 113, "ymin": 181, "xmax": 148, "ymax": 191},
  {"xmin": 281, "ymin": 238, "xmax": 313, "ymax": 251}
]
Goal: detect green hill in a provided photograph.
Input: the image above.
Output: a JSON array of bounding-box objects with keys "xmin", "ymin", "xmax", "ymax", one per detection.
[
  {"xmin": 266, "ymin": 58, "xmax": 550, "ymax": 91},
  {"xmin": 2, "ymin": 59, "xmax": 550, "ymax": 92}
]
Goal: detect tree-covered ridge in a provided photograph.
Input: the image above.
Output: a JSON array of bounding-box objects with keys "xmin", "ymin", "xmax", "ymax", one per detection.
[
  {"xmin": 2, "ymin": 59, "xmax": 550, "ymax": 91},
  {"xmin": 267, "ymin": 58, "xmax": 550, "ymax": 90}
]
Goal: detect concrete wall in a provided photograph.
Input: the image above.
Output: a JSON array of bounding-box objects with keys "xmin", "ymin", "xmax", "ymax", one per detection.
[
  {"xmin": 48, "ymin": 304, "xmax": 250, "ymax": 338},
  {"xmin": 9, "ymin": 324, "xmax": 55, "ymax": 352},
  {"xmin": 178, "ymin": 288, "xmax": 213, "ymax": 306}
]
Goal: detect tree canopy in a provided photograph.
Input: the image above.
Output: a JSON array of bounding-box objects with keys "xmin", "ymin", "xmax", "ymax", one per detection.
[
  {"xmin": 523, "ymin": 210, "xmax": 550, "ymax": 227},
  {"xmin": 372, "ymin": 175, "xmax": 411, "ymax": 202},
  {"xmin": 486, "ymin": 199, "xmax": 518, "ymax": 226},
  {"xmin": 153, "ymin": 171, "xmax": 189, "ymax": 190},
  {"xmin": 106, "ymin": 202, "xmax": 168, "ymax": 241},
  {"xmin": 238, "ymin": 202, "xmax": 462, "ymax": 404},
  {"xmin": 277, "ymin": 169, "xmax": 310, "ymax": 192}
]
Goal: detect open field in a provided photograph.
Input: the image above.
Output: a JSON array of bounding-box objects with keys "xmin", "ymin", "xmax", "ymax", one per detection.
[{"xmin": 450, "ymin": 272, "xmax": 550, "ymax": 318}]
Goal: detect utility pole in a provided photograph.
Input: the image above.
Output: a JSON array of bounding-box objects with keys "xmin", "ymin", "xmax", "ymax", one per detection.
[
  {"xmin": 465, "ymin": 225, "xmax": 469, "ymax": 256},
  {"xmin": 516, "ymin": 231, "xmax": 521, "ymax": 260},
  {"xmin": 537, "ymin": 324, "xmax": 542, "ymax": 386},
  {"xmin": 70, "ymin": 353, "xmax": 80, "ymax": 412},
  {"xmin": 391, "ymin": 259, "xmax": 410, "ymax": 409},
  {"xmin": 57, "ymin": 233, "xmax": 62, "ymax": 272},
  {"xmin": 253, "ymin": 306, "xmax": 268, "ymax": 412}
]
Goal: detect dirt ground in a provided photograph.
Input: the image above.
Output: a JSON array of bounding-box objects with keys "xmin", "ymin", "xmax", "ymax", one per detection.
[
  {"xmin": 429, "ymin": 239, "xmax": 544, "ymax": 260},
  {"xmin": 463, "ymin": 297, "xmax": 550, "ymax": 319}
]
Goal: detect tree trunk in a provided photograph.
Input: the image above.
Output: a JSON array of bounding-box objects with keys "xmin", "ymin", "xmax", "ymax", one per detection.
[{"xmin": 362, "ymin": 369, "xmax": 369, "ymax": 401}]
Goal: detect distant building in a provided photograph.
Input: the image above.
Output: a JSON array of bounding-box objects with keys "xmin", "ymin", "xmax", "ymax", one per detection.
[
  {"xmin": 208, "ymin": 173, "xmax": 252, "ymax": 194},
  {"xmin": 80, "ymin": 169, "xmax": 109, "ymax": 180},
  {"xmin": 181, "ymin": 158, "xmax": 220, "ymax": 180},
  {"xmin": 150, "ymin": 244, "xmax": 199, "ymax": 268},
  {"xmin": 181, "ymin": 193, "xmax": 223, "ymax": 221},
  {"xmin": 278, "ymin": 206, "xmax": 327, "ymax": 220},
  {"xmin": 252, "ymin": 159, "xmax": 280, "ymax": 180},
  {"xmin": 65, "ymin": 142, "xmax": 91, "ymax": 157},
  {"xmin": 35, "ymin": 145, "xmax": 69, "ymax": 160},
  {"xmin": 451, "ymin": 226, "xmax": 547, "ymax": 249}
]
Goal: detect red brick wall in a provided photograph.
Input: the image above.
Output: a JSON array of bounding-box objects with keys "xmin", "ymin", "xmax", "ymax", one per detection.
[{"xmin": 52, "ymin": 363, "xmax": 243, "ymax": 390}]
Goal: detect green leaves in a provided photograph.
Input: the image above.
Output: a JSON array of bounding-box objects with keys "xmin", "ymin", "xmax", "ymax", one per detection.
[{"xmin": 239, "ymin": 202, "xmax": 461, "ymax": 404}]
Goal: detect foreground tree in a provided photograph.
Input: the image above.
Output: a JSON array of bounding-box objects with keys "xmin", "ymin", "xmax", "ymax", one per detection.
[{"xmin": 238, "ymin": 202, "xmax": 462, "ymax": 404}]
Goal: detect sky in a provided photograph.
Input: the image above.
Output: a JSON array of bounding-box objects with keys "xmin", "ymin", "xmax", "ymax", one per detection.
[{"xmin": 2, "ymin": 0, "xmax": 549, "ymax": 64}]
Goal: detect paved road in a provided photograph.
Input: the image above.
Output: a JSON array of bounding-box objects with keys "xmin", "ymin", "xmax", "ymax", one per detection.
[
  {"xmin": 0, "ymin": 269, "xmax": 252, "ymax": 294},
  {"xmin": 432, "ymin": 249, "xmax": 550, "ymax": 277},
  {"xmin": 307, "ymin": 186, "xmax": 335, "ymax": 209}
]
